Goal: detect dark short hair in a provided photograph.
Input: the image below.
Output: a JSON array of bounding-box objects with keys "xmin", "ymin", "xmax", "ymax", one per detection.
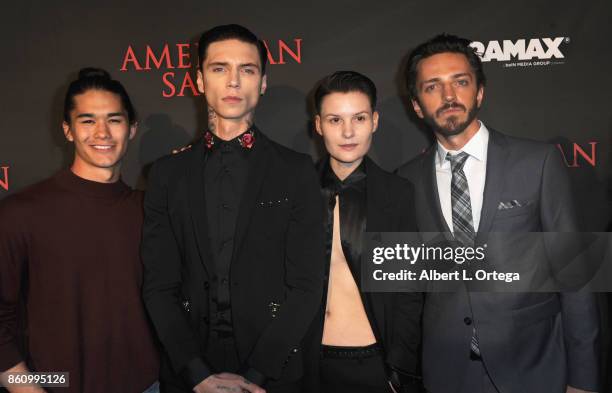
[
  {"xmin": 198, "ymin": 24, "xmax": 268, "ymax": 75},
  {"xmin": 63, "ymin": 68, "xmax": 136, "ymax": 125},
  {"xmin": 314, "ymin": 71, "xmax": 377, "ymax": 114},
  {"xmin": 405, "ymin": 34, "xmax": 486, "ymax": 99}
]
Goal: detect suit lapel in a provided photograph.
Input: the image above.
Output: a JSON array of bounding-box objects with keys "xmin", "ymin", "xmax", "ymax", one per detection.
[
  {"xmin": 476, "ymin": 129, "xmax": 509, "ymax": 242},
  {"xmin": 188, "ymin": 142, "xmax": 213, "ymax": 272},
  {"xmin": 232, "ymin": 133, "xmax": 272, "ymax": 260}
]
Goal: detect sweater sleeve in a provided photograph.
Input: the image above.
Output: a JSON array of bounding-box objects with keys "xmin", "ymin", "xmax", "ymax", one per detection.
[{"xmin": 0, "ymin": 197, "xmax": 27, "ymax": 371}]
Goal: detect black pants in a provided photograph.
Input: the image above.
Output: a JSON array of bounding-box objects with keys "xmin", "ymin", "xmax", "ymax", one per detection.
[{"xmin": 320, "ymin": 343, "xmax": 390, "ymax": 393}]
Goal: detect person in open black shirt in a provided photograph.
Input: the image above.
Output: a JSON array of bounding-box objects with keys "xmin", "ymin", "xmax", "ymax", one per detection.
[{"xmin": 301, "ymin": 71, "xmax": 423, "ymax": 393}]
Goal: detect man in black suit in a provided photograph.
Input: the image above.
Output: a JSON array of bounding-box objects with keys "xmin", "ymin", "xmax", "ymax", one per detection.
[
  {"xmin": 301, "ymin": 71, "xmax": 423, "ymax": 393},
  {"xmin": 396, "ymin": 34, "xmax": 600, "ymax": 393},
  {"xmin": 142, "ymin": 24, "xmax": 325, "ymax": 393}
]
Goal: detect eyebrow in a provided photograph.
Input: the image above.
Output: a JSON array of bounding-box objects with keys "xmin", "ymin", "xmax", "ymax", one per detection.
[
  {"xmin": 75, "ymin": 112, "xmax": 126, "ymax": 119},
  {"xmin": 207, "ymin": 61, "xmax": 260, "ymax": 70},
  {"xmin": 421, "ymin": 73, "xmax": 473, "ymax": 84},
  {"xmin": 324, "ymin": 111, "xmax": 370, "ymax": 117}
]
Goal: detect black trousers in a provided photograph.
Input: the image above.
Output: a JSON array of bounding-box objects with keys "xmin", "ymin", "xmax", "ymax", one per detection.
[{"xmin": 319, "ymin": 343, "xmax": 391, "ymax": 393}]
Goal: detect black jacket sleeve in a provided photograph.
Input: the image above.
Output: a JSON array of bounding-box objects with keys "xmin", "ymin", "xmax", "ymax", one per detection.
[
  {"xmin": 141, "ymin": 160, "xmax": 212, "ymax": 388},
  {"xmin": 386, "ymin": 179, "xmax": 424, "ymax": 379}
]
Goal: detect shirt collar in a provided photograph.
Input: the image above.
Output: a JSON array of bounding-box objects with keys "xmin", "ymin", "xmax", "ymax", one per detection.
[
  {"xmin": 436, "ymin": 121, "xmax": 489, "ymax": 165},
  {"xmin": 203, "ymin": 125, "xmax": 257, "ymax": 152},
  {"xmin": 321, "ymin": 157, "xmax": 367, "ymax": 193}
]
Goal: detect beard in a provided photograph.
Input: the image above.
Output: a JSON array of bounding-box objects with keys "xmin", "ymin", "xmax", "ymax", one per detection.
[{"xmin": 422, "ymin": 98, "xmax": 480, "ymax": 137}]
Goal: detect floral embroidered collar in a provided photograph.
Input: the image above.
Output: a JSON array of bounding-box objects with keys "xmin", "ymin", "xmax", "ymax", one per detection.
[{"xmin": 204, "ymin": 128, "xmax": 256, "ymax": 151}]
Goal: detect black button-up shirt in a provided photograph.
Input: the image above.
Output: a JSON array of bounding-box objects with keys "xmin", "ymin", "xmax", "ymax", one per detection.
[
  {"xmin": 321, "ymin": 158, "xmax": 367, "ymax": 282},
  {"xmin": 204, "ymin": 129, "xmax": 254, "ymax": 334}
]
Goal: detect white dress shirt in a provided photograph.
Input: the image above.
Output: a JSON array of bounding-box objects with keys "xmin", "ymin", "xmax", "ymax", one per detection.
[{"xmin": 435, "ymin": 122, "xmax": 489, "ymax": 233}]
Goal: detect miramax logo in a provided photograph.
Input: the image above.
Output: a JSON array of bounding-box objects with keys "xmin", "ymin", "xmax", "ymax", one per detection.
[{"xmin": 470, "ymin": 37, "xmax": 570, "ymax": 68}]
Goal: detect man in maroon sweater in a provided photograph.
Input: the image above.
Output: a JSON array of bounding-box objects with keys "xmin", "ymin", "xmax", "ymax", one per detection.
[{"xmin": 0, "ymin": 68, "xmax": 159, "ymax": 393}]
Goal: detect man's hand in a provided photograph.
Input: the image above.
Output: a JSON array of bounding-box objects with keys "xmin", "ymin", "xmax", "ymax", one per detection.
[
  {"xmin": 566, "ymin": 386, "xmax": 597, "ymax": 393},
  {"xmin": 193, "ymin": 373, "xmax": 265, "ymax": 393}
]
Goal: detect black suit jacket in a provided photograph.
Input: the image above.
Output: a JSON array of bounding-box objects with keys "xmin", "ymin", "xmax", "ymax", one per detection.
[
  {"xmin": 396, "ymin": 128, "xmax": 600, "ymax": 393},
  {"xmin": 142, "ymin": 132, "xmax": 325, "ymax": 391},
  {"xmin": 302, "ymin": 156, "xmax": 423, "ymax": 392}
]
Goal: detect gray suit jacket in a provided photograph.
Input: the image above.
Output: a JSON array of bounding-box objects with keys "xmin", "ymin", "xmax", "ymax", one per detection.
[{"xmin": 396, "ymin": 128, "xmax": 600, "ymax": 393}]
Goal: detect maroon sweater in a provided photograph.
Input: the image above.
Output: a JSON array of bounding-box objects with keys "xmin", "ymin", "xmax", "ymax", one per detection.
[{"xmin": 0, "ymin": 169, "xmax": 159, "ymax": 392}]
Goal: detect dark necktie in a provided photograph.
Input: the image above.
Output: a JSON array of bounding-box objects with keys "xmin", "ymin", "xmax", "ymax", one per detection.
[{"xmin": 446, "ymin": 151, "xmax": 480, "ymax": 357}]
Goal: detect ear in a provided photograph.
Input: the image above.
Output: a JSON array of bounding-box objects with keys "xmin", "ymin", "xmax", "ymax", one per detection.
[
  {"xmin": 314, "ymin": 115, "xmax": 323, "ymax": 136},
  {"xmin": 476, "ymin": 85, "xmax": 484, "ymax": 108},
  {"xmin": 260, "ymin": 74, "xmax": 268, "ymax": 95},
  {"xmin": 196, "ymin": 69, "xmax": 205, "ymax": 94},
  {"xmin": 411, "ymin": 98, "xmax": 424, "ymax": 119},
  {"xmin": 372, "ymin": 111, "xmax": 380, "ymax": 133},
  {"xmin": 128, "ymin": 122, "xmax": 138, "ymax": 140},
  {"xmin": 62, "ymin": 121, "xmax": 74, "ymax": 142}
]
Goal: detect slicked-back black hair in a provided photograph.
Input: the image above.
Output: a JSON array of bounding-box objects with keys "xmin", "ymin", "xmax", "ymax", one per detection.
[
  {"xmin": 198, "ymin": 24, "xmax": 268, "ymax": 75},
  {"xmin": 63, "ymin": 68, "xmax": 136, "ymax": 125}
]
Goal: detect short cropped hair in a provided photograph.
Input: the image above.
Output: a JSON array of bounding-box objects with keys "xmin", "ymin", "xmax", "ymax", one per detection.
[{"xmin": 314, "ymin": 71, "xmax": 377, "ymax": 114}]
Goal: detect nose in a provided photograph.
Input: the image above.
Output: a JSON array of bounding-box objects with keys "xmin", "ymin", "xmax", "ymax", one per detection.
[
  {"xmin": 442, "ymin": 82, "xmax": 456, "ymax": 102},
  {"xmin": 227, "ymin": 68, "xmax": 240, "ymax": 89},
  {"xmin": 341, "ymin": 121, "xmax": 355, "ymax": 139},
  {"xmin": 94, "ymin": 121, "xmax": 111, "ymax": 140}
]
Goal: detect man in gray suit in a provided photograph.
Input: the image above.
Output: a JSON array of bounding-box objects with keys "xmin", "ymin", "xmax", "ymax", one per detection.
[{"xmin": 396, "ymin": 34, "xmax": 600, "ymax": 393}]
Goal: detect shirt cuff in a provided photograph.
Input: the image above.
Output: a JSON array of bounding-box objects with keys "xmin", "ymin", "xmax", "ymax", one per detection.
[
  {"xmin": 241, "ymin": 367, "xmax": 267, "ymax": 387},
  {"xmin": 181, "ymin": 357, "xmax": 213, "ymax": 389}
]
